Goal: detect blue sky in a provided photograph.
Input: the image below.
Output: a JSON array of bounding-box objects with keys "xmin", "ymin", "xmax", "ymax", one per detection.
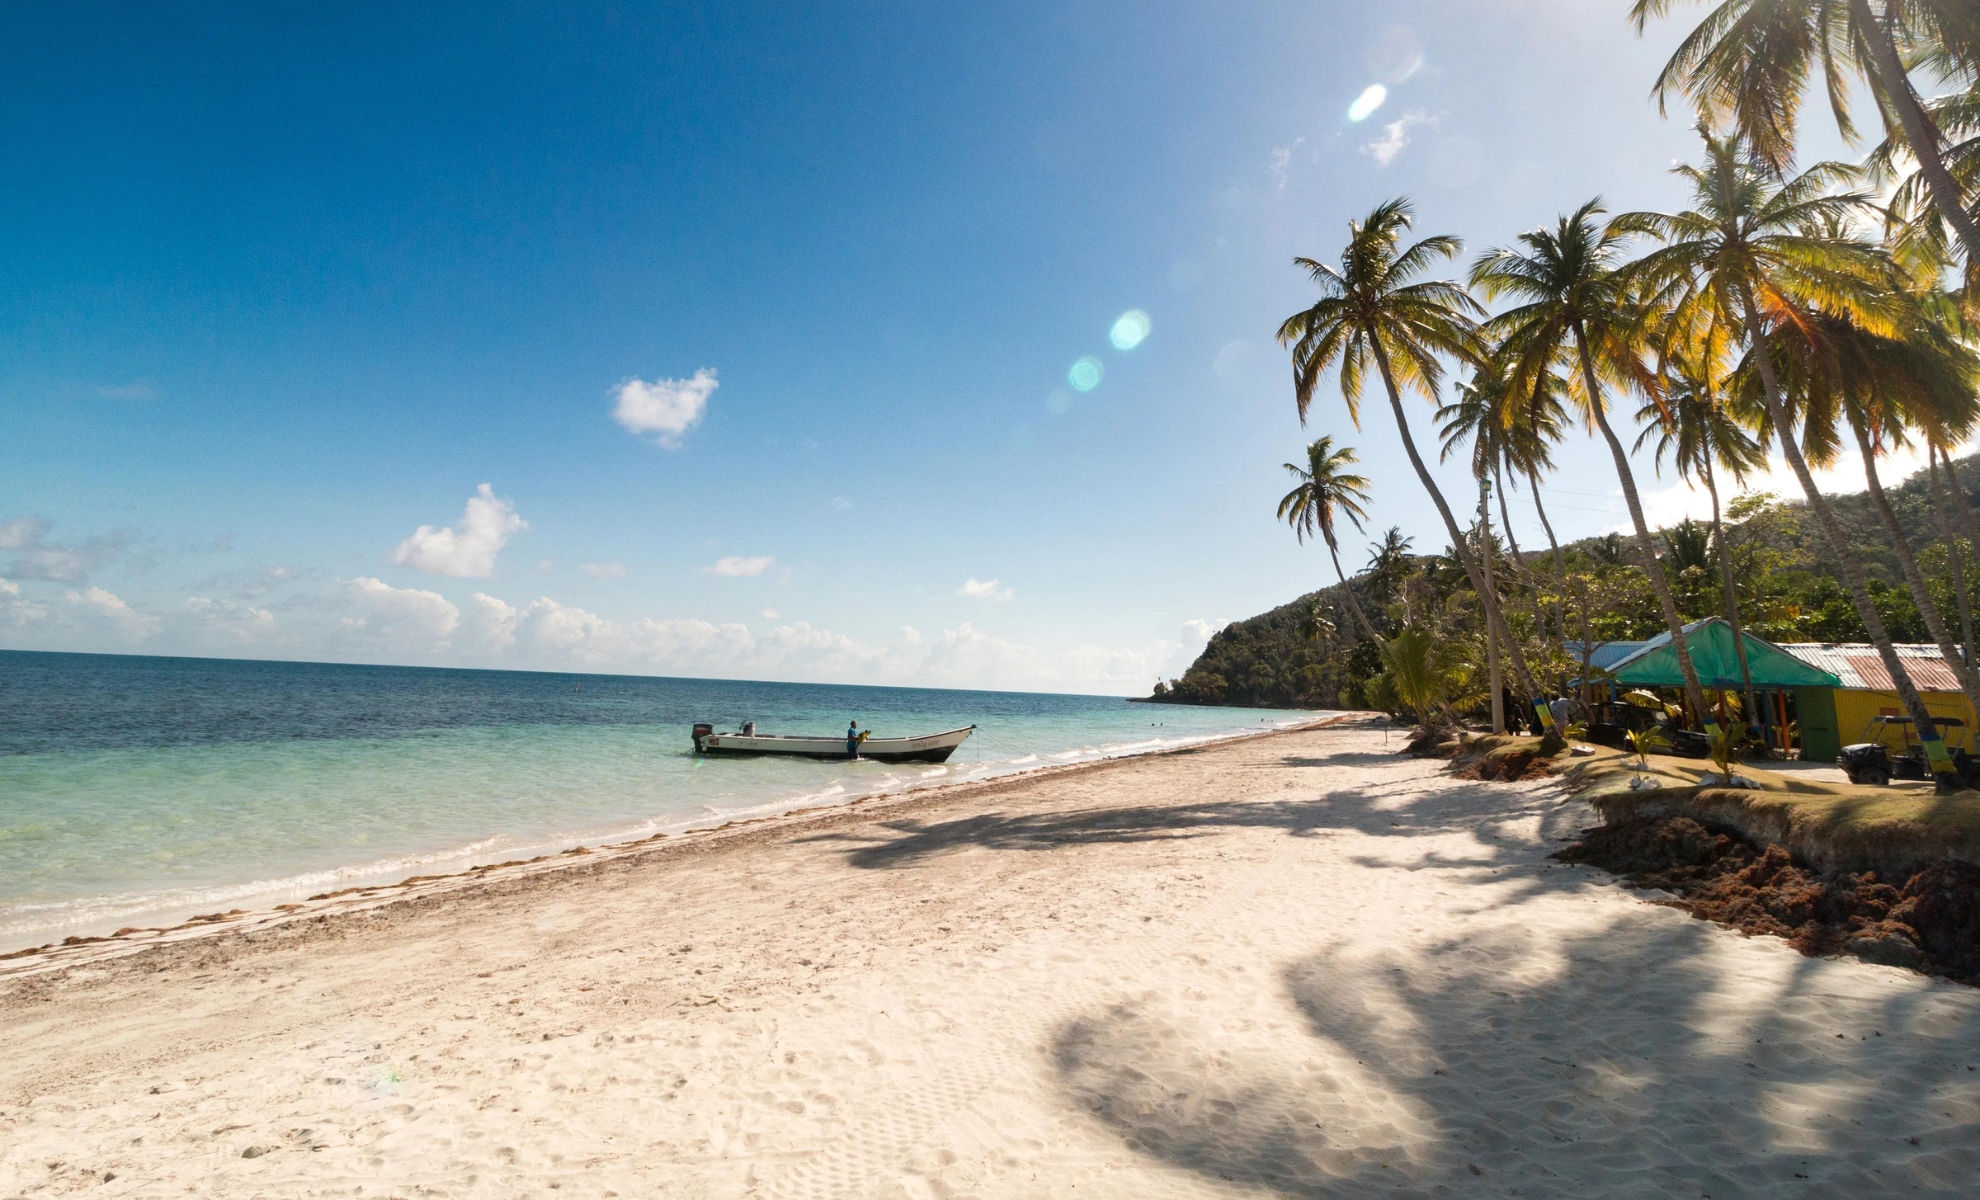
[{"xmin": 0, "ymin": 1, "xmax": 1868, "ymax": 693}]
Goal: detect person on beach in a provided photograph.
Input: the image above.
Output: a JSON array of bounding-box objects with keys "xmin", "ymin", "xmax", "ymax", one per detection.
[{"xmin": 847, "ymin": 720, "xmax": 860, "ymax": 759}]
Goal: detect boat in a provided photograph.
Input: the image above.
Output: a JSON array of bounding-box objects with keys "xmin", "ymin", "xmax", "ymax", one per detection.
[{"xmin": 691, "ymin": 722, "xmax": 975, "ymax": 763}]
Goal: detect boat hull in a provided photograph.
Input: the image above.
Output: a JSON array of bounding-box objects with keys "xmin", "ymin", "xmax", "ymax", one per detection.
[{"xmin": 694, "ymin": 725, "xmax": 975, "ymax": 764}]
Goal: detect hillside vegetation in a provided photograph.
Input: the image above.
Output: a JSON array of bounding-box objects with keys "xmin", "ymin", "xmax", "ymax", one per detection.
[{"xmin": 1148, "ymin": 455, "xmax": 1980, "ymax": 711}]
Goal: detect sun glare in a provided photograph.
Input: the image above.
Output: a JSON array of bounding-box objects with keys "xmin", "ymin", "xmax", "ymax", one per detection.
[
  {"xmin": 1109, "ymin": 310, "xmax": 1151, "ymax": 350},
  {"xmin": 1068, "ymin": 357, "xmax": 1103, "ymax": 392},
  {"xmin": 1346, "ymin": 84, "xmax": 1387, "ymax": 123}
]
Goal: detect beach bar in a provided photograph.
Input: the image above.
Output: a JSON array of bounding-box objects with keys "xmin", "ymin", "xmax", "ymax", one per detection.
[
  {"xmin": 1591, "ymin": 618, "xmax": 1840, "ymax": 755},
  {"xmin": 1776, "ymin": 642, "xmax": 1978, "ymax": 762}
]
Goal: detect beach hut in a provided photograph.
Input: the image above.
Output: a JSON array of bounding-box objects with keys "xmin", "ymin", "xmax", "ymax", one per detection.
[
  {"xmin": 1775, "ymin": 643, "xmax": 1977, "ymax": 762},
  {"xmin": 1598, "ymin": 618, "xmax": 1841, "ymax": 753}
]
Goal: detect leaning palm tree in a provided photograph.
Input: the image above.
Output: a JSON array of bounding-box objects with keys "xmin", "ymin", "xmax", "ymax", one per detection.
[
  {"xmin": 1471, "ymin": 199, "xmax": 1722, "ymax": 734},
  {"xmin": 1634, "ymin": 349, "xmax": 1768, "ymax": 725},
  {"xmin": 1617, "ymin": 128, "xmax": 1965, "ymax": 789},
  {"xmin": 1747, "ymin": 295, "xmax": 1980, "ymax": 727},
  {"xmin": 1277, "ymin": 199, "xmax": 1561, "ymax": 743},
  {"xmin": 1277, "ymin": 436, "xmax": 1384, "ymax": 645},
  {"xmin": 1631, "ymin": 0, "xmax": 1980, "ymax": 266}
]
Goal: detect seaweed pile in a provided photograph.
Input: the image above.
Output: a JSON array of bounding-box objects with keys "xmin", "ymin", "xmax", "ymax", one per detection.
[{"xmin": 1557, "ymin": 815, "xmax": 1980, "ymax": 983}]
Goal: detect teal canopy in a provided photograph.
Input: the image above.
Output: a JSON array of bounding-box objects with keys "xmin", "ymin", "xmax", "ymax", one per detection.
[{"xmin": 1605, "ymin": 618, "xmax": 1839, "ymax": 690}]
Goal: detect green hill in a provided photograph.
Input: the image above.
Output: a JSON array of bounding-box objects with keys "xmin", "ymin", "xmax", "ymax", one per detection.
[{"xmin": 1146, "ymin": 454, "xmax": 1980, "ymax": 711}]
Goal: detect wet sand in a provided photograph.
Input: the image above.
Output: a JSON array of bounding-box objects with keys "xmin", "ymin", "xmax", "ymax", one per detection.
[{"xmin": 4, "ymin": 718, "xmax": 1978, "ymax": 1197}]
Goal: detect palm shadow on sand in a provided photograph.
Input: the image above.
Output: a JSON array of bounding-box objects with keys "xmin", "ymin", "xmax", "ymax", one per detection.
[
  {"xmin": 1051, "ymin": 916, "xmax": 1980, "ymax": 1197},
  {"xmin": 800, "ymin": 755, "xmax": 1582, "ymax": 872}
]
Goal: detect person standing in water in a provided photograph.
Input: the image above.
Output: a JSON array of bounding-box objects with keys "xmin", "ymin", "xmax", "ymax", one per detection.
[{"xmin": 847, "ymin": 720, "xmax": 860, "ymax": 759}]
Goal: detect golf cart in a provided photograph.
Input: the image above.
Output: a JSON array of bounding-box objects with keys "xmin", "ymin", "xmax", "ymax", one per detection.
[{"xmin": 1838, "ymin": 715, "xmax": 1975, "ymax": 785}]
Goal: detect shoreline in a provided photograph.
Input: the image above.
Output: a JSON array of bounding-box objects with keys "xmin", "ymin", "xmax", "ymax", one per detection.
[
  {"xmin": 9, "ymin": 716, "xmax": 1975, "ymax": 1197},
  {"xmin": 0, "ymin": 712, "xmax": 1357, "ymax": 978}
]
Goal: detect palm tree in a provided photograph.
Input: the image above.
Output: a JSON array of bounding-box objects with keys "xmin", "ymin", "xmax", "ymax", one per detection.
[
  {"xmin": 1277, "ymin": 436, "xmax": 1384, "ymax": 645},
  {"xmin": 1631, "ymin": 0, "xmax": 1980, "ymax": 266},
  {"xmin": 1616, "ymin": 128, "xmax": 1965, "ymax": 788},
  {"xmin": 1634, "ymin": 354, "xmax": 1768, "ymax": 726},
  {"xmin": 1278, "ymin": 199, "xmax": 1562, "ymax": 743},
  {"xmin": 1749, "ymin": 296, "xmax": 1980, "ymax": 728},
  {"xmin": 1364, "ymin": 527, "xmax": 1416, "ymax": 624},
  {"xmin": 1471, "ymin": 199, "xmax": 1722, "ymax": 734}
]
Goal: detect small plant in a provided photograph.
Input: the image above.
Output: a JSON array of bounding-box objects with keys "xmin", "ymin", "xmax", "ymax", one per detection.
[
  {"xmin": 1564, "ymin": 719, "xmax": 1589, "ymax": 741},
  {"xmin": 1707, "ymin": 724, "xmax": 1746, "ymax": 778},
  {"xmin": 1625, "ymin": 727, "xmax": 1670, "ymax": 775}
]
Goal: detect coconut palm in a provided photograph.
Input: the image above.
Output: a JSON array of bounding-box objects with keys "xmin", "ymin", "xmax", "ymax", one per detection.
[
  {"xmin": 1364, "ymin": 527, "xmax": 1416, "ymax": 625},
  {"xmin": 1631, "ymin": 0, "xmax": 1980, "ymax": 266},
  {"xmin": 1277, "ymin": 436, "xmax": 1384, "ymax": 645},
  {"xmin": 1634, "ymin": 353, "xmax": 1768, "ymax": 724},
  {"xmin": 1616, "ymin": 128, "xmax": 1965, "ymax": 788},
  {"xmin": 1470, "ymin": 198, "xmax": 1722, "ymax": 734},
  {"xmin": 1747, "ymin": 296, "xmax": 1980, "ymax": 726},
  {"xmin": 1278, "ymin": 199, "xmax": 1562, "ymax": 742}
]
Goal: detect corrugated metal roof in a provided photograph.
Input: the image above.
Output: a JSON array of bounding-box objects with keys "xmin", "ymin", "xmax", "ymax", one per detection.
[{"xmin": 1776, "ymin": 643, "xmax": 1970, "ymax": 692}]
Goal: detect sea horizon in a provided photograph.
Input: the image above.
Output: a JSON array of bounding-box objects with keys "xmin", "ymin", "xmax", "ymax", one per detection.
[{"xmin": 1, "ymin": 649, "xmax": 1319, "ymax": 952}]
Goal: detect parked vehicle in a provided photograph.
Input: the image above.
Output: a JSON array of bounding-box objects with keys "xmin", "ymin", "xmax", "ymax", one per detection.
[{"xmin": 1839, "ymin": 716, "xmax": 1975, "ymax": 786}]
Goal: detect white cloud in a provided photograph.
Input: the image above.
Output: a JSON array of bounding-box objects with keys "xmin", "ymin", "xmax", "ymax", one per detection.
[
  {"xmin": 831, "ymin": 496, "xmax": 851, "ymax": 510},
  {"xmin": 1180, "ymin": 618, "xmax": 1229, "ymax": 645},
  {"xmin": 0, "ymin": 519, "xmax": 45, "ymax": 551},
  {"xmin": 64, "ymin": 586, "xmax": 159, "ymax": 639},
  {"xmin": 614, "ymin": 368, "xmax": 716, "ymax": 448},
  {"xmin": 182, "ymin": 596, "xmax": 275, "ymax": 643},
  {"xmin": 707, "ymin": 555, "xmax": 773, "ymax": 578},
  {"xmin": 391, "ymin": 484, "xmax": 527, "ymax": 578},
  {"xmin": 902, "ymin": 625, "xmax": 923, "ymax": 646},
  {"xmin": 761, "ymin": 608, "xmax": 781, "ymax": 620},
  {"xmin": 1361, "ymin": 110, "xmax": 1435, "ymax": 168},
  {"xmin": 0, "ymin": 517, "xmax": 128, "ymax": 582},
  {"xmin": 1, "ymin": 577, "xmax": 48, "ymax": 627},
  {"xmin": 347, "ymin": 576, "xmax": 461, "ymax": 647},
  {"xmin": 580, "ymin": 561, "xmax": 626, "ymax": 581},
  {"xmin": 465, "ymin": 592, "xmax": 521, "ymax": 654},
  {"xmin": 956, "ymin": 577, "xmax": 1014, "ymax": 604}
]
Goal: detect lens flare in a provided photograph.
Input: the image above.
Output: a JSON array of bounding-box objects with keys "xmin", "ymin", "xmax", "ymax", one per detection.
[
  {"xmin": 1346, "ymin": 84, "xmax": 1387, "ymax": 123},
  {"xmin": 1068, "ymin": 357, "xmax": 1103, "ymax": 392},
  {"xmin": 1109, "ymin": 310, "xmax": 1151, "ymax": 350}
]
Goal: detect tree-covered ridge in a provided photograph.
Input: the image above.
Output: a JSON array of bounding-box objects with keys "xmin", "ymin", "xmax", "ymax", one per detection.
[{"xmin": 1151, "ymin": 455, "xmax": 1980, "ymax": 711}]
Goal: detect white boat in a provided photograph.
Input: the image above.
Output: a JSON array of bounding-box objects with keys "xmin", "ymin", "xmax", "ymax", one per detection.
[{"xmin": 691, "ymin": 723, "xmax": 975, "ymax": 763}]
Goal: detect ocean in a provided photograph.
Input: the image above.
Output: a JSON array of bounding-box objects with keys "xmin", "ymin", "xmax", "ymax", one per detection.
[{"xmin": 0, "ymin": 651, "xmax": 1316, "ymax": 951}]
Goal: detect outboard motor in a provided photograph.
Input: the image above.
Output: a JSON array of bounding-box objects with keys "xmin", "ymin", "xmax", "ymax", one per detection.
[{"xmin": 692, "ymin": 722, "xmax": 714, "ymax": 753}]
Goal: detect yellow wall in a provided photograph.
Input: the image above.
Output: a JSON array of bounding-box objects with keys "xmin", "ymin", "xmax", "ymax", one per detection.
[{"xmin": 1832, "ymin": 688, "xmax": 1979, "ymax": 753}]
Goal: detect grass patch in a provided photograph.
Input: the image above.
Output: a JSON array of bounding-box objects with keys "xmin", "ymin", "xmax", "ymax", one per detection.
[{"xmin": 1562, "ymin": 751, "xmax": 1980, "ymax": 876}]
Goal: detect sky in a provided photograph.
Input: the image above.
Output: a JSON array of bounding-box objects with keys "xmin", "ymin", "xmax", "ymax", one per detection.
[{"xmin": 0, "ymin": 0, "xmax": 1891, "ymax": 694}]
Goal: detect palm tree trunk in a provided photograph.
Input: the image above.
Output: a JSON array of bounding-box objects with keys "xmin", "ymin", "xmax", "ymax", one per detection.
[
  {"xmin": 1495, "ymin": 462, "xmax": 1559, "ymax": 658},
  {"xmin": 1851, "ymin": 416, "xmax": 1980, "ymax": 742},
  {"xmin": 1850, "ymin": 0, "xmax": 1980, "ymax": 264},
  {"xmin": 1929, "ymin": 445, "xmax": 1976, "ymax": 671},
  {"xmin": 1738, "ymin": 283, "xmax": 1959, "ymax": 787},
  {"xmin": 1480, "ymin": 478, "xmax": 1506, "ymax": 734},
  {"xmin": 1328, "ymin": 538, "xmax": 1385, "ymax": 645},
  {"xmin": 1701, "ymin": 456, "xmax": 1759, "ymax": 739},
  {"xmin": 1530, "ymin": 468, "xmax": 1592, "ymax": 698},
  {"xmin": 1573, "ymin": 331, "xmax": 1716, "ymax": 733},
  {"xmin": 1366, "ymin": 334, "xmax": 1558, "ymax": 742},
  {"xmin": 1942, "ymin": 447, "xmax": 1980, "ymax": 663}
]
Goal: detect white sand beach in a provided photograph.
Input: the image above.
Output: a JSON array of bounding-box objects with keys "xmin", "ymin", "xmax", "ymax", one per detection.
[{"xmin": 5, "ymin": 718, "xmax": 1978, "ymax": 1197}]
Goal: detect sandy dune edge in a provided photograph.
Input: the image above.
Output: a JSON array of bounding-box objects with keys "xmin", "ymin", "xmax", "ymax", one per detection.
[{"xmin": 5, "ymin": 720, "xmax": 1979, "ymax": 1197}]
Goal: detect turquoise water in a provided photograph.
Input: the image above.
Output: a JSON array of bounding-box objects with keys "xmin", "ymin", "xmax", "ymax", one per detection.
[{"xmin": 0, "ymin": 651, "xmax": 1316, "ymax": 949}]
